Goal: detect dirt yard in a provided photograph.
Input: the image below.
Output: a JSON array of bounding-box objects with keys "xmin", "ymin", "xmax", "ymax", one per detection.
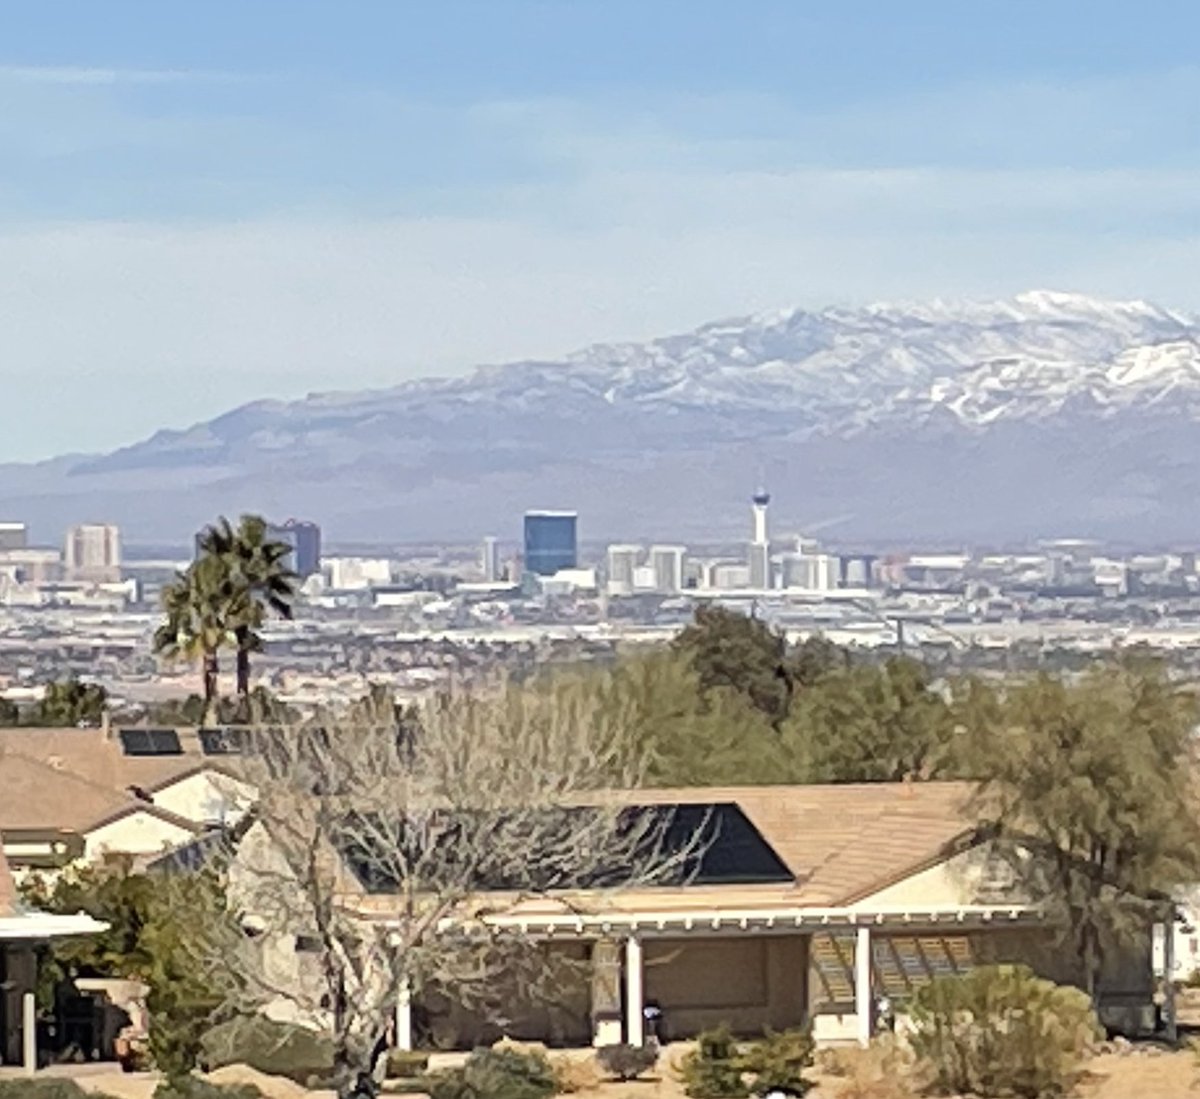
[{"xmin": 15, "ymin": 1043, "xmax": 1197, "ymax": 1099}]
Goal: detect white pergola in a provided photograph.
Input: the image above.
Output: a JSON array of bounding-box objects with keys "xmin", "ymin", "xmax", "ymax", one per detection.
[
  {"xmin": 0, "ymin": 910, "xmax": 109, "ymax": 1074},
  {"xmin": 385, "ymin": 902, "xmax": 1046, "ymax": 1049}
]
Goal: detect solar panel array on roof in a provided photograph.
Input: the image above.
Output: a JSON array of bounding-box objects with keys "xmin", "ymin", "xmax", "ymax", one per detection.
[{"xmin": 118, "ymin": 728, "xmax": 183, "ymax": 756}]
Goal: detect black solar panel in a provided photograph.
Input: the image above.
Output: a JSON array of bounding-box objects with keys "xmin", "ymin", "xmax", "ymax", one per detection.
[{"xmin": 118, "ymin": 727, "xmax": 183, "ymax": 756}]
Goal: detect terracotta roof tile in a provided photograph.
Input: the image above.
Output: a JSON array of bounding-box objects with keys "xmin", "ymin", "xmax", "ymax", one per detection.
[
  {"xmin": 628, "ymin": 782, "xmax": 977, "ymax": 906},
  {"xmin": 0, "ymin": 727, "xmax": 215, "ymax": 836}
]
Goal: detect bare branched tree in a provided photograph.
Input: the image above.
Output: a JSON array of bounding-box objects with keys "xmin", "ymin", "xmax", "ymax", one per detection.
[{"xmin": 193, "ymin": 679, "xmax": 702, "ymax": 1099}]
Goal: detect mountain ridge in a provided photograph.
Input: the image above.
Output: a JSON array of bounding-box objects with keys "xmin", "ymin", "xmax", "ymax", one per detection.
[{"xmin": 6, "ymin": 289, "xmax": 1200, "ymax": 544}]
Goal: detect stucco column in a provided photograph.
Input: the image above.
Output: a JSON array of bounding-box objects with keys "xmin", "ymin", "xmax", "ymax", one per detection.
[
  {"xmin": 591, "ymin": 939, "xmax": 623, "ymax": 1046},
  {"xmin": 855, "ymin": 926, "xmax": 872, "ymax": 1048},
  {"xmin": 1164, "ymin": 907, "xmax": 1178, "ymax": 1044},
  {"xmin": 395, "ymin": 978, "xmax": 413, "ymax": 1051},
  {"xmin": 22, "ymin": 991, "xmax": 36, "ymax": 1075},
  {"xmin": 625, "ymin": 936, "xmax": 644, "ymax": 1047}
]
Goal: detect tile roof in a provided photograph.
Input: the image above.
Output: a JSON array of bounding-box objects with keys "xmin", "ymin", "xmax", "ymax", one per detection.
[
  {"xmin": 0, "ymin": 727, "xmax": 216, "ymax": 837},
  {"xmin": 0, "ymin": 727, "xmax": 204, "ymax": 791},
  {"xmin": 624, "ymin": 781, "xmax": 977, "ymax": 906},
  {"xmin": 346, "ymin": 782, "xmax": 981, "ymax": 915}
]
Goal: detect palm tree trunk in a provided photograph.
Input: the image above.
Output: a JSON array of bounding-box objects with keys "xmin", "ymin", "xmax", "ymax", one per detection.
[
  {"xmin": 203, "ymin": 650, "xmax": 219, "ymax": 726},
  {"xmin": 235, "ymin": 629, "xmax": 251, "ymax": 698}
]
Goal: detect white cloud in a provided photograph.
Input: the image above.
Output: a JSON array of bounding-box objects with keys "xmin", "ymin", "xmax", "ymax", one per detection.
[
  {"xmin": 0, "ymin": 65, "xmax": 244, "ymax": 85},
  {"xmin": 1, "ymin": 63, "xmax": 1198, "ymax": 461}
]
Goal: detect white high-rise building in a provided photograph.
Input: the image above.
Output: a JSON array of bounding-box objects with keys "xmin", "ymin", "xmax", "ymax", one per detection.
[
  {"xmin": 326, "ymin": 556, "xmax": 392, "ymax": 590},
  {"xmin": 747, "ymin": 488, "xmax": 771, "ymax": 589},
  {"xmin": 782, "ymin": 533, "xmax": 838, "ymax": 591},
  {"xmin": 0, "ymin": 522, "xmax": 27, "ymax": 552},
  {"xmin": 649, "ymin": 545, "xmax": 686, "ymax": 593},
  {"xmin": 481, "ymin": 536, "xmax": 502, "ymax": 582},
  {"xmin": 64, "ymin": 523, "xmax": 121, "ymax": 582},
  {"xmin": 606, "ymin": 544, "xmax": 641, "ymax": 595}
]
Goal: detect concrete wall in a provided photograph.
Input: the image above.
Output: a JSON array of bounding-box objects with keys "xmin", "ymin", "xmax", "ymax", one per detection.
[
  {"xmin": 419, "ymin": 942, "xmax": 592, "ymax": 1049},
  {"xmin": 644, "ymin": 936, "xmax": 807, "ymax": 1038},
  {"xmin": 0, "ymin": 945, "xmax": 35, "ymax": 1066}
]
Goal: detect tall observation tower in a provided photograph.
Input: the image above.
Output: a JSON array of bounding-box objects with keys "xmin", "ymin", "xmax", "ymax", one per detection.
[{"xmin": 748, "ymin": 487, "xmax": 771, "ymax": 589}]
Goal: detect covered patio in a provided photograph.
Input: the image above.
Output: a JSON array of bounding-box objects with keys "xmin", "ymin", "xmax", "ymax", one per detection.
[
  {"xmin": 391, "ymin": 901, "xmax": 1052, "ymax": 1049},
  {"xmin": 0, "ymin": 852, "xmax": 108, "ymax": 1072}
]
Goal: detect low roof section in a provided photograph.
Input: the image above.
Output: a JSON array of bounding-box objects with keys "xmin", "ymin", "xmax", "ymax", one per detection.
[
  {"xmin": 0, "ymin": 725, "xmax": 223, "ymax": 794},
  {"xmin": 0, "ymin": 847, "xmax": 109, "ymax": 940}
]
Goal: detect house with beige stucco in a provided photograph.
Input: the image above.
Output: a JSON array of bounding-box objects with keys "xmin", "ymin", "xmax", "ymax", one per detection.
[
  {"xmin": 0, "ymin": 725, "xmax": 255, "ymax": 872},
  {"xmin": 220, "ymin": 781, "xmax": 1159, "ymax": 1050}
]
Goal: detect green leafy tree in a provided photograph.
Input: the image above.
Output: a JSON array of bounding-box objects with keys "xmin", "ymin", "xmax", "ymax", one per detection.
[
  {"xmin": 196, "ymin": 515, "xmax": 297, "ymax": 710},
  {"xmin": 598, "ymin": 651, "xmax": 793, "ymax": 786},
  {"xmin": 672, "ymin": 606, "xmax": 793, "ymax": 726},
  {"xmin": 782, "ymin": 657, "xmax": 954, "ymax": 782},
  {"xmin": 31, "ymin": 678, "xmax": 108, "ymax": 727},
  {"xmin": 974, "ymin": 663, "xmax": 1200, "ymax": 1005},
  {"xmin": 23, "ymin": 859, "xmax": 234, "ymax": 1079},
  {"xmin": 790, "ymin": 634, "xmax": 851, "ymax": 688}
]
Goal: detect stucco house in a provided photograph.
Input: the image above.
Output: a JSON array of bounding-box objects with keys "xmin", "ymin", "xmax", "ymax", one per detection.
[
  {"xmin": 0, "ymin": 726, "xmax": 255, "ymax": 872},
  {"xmin": 223, "ymin": 781, "xmax": 1158, "ymax": 1050}
]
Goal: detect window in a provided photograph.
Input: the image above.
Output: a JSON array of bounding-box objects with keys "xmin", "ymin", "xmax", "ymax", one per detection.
[{"xmin": 118, "ymin": 728, "xmax": 183, "ymax": 756}]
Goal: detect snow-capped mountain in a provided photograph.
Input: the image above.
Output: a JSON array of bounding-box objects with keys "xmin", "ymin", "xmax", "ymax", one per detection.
[{"xmin": 5, "ymin": 290, "xmax": 1200, "ymax": 543}]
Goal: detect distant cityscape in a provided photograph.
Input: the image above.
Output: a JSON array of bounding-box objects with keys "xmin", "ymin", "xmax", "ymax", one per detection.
[{"xmin": 4, "ymin": 490, "xmax": 1200, "ymax": 715}]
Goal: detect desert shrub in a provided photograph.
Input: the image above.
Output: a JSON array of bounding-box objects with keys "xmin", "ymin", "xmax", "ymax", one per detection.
[
  {"xmin": 0, "ymin": 1083, "xmax": 121, "ymax": 1099},
  {"xmin": 550, "ymin": 1052, "xmax": 604, "ymax": 1092},
  {"xmin": 198, "ymin": 1015, "xmax": 334, "ymax": 1085},
  {"xmin": 153, "ymin": 1079, "xmax": 262, "ymax": 1099},
  {"xmin": 677, "ymin": 1026, "xmax": 749, "ymax": 1099},
  {"xmin": 825, "ymin": 1037, "xmax": 919, "ymax": 1099},
  {"xmin": 597, "ymin": 1043, "xmax": 659, "ymax": 1081},
  {"xmin": 386, "ymin": 1049, "xmax": 432, "ymax": 1078},
  {"xmin": 427, "ymin": 1046, "xmax": 557, "ymax": 1099},
  {"xmin": 909, "ymin": 964, "xmax": 1099, "ymax": 1098},
  {"xmin": 741, "ymin": 1028, "xmax": 814, "ymax": 1096}
]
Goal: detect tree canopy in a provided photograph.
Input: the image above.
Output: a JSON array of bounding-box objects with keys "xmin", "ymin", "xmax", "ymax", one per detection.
[
  {"xmin": 972, "ymin": 663, "xmax": 1200, "ymax": 1003},
  {"xmin": 29, "ymin": 677, "xmax": 109, "ymax": 727}
]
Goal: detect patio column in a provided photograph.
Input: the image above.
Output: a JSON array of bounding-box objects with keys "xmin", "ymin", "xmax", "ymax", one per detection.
[
  {"xmin": 625, "ymin": 936, "xmax": 644, "ymax": 1047},
  {"xmin": 394, "ymin": 978, "xmax": 413, "ymax": 1052},
  {"xmin": 854, "ymin": 926, "xmax": 872, "ymax": 1048},
  {"xmin": 591, "ymin": 939, "xmax": 623, "ymax": 1046},
  {"xmin": 22, "ymin": 990, "xmax": 36, "ymax": 1075},
  {"xmin": 1164, "ymin": 906, "xmax": 1178, "ymax": 1044}
]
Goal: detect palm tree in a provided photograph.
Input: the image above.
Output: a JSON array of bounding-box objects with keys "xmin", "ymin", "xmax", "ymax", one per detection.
[
  {"xmin": 197, "ymin": 515, "xmax": 298, "ymax": 708},
  {"xmin": 154, "ymin": 557, "xmax": 237, "ymax": 723}
]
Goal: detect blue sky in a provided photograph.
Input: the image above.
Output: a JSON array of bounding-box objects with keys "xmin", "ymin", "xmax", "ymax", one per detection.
[{"xmin": 3, "ymin": 0, "xmax": 1199, "ymax": 460}]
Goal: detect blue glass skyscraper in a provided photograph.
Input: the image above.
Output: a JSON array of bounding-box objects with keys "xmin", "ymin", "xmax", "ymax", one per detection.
[
  {"xmin": 268, "ymin": 519, "xmax": 322, "ymax": 578},
  {"xmin": 523, "ymin": 510, "xmax": 577, "ymax": 576}
]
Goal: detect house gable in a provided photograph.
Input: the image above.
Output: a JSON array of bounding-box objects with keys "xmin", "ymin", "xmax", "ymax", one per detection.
[
  {"xmin": 149, "ymin": 768, "xmax": 255, "ymax": 827},
  {"xmin": 849, "ymin": 840, "xmax": 1021, "ymax": 910},
  {"xmin": 84, "ymin": 809, "xmax": 197, "ymax": 860}
]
